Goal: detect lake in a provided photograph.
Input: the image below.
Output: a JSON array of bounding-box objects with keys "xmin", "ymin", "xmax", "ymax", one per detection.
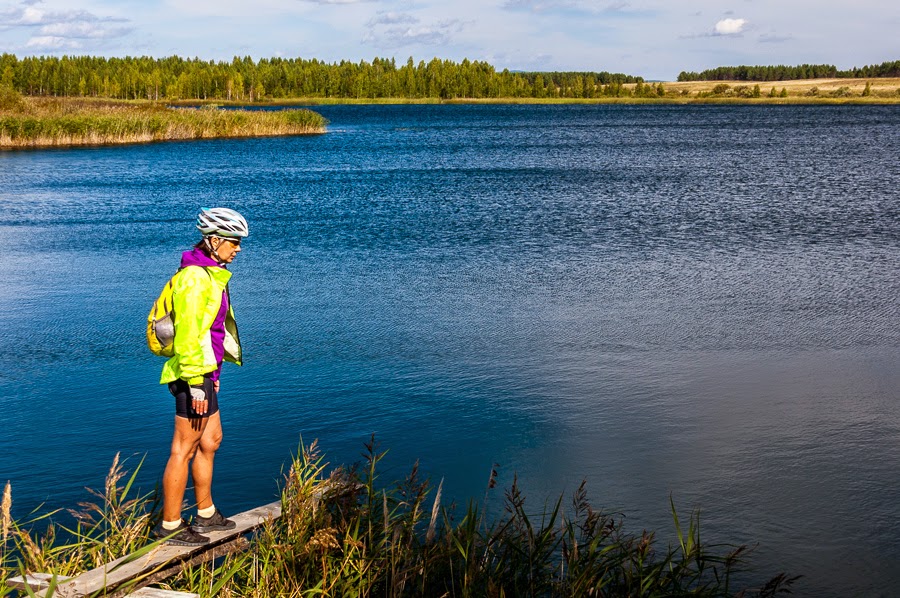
[{"xmin": 1, "ymin": 104, "xmax": 898, "ymax": 596}]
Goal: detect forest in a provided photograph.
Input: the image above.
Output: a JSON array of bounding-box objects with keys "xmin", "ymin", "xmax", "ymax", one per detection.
[
  {"xmin": 677, "ymin": 60, "xmax": 900, "ymax": 82},
  {"xmin": 0, "ymin": 54, "xmax": 643, "ymax": 101},
  {"xmin": 2, "ymin": 54, "xmax": 895, "ymax": 102}
]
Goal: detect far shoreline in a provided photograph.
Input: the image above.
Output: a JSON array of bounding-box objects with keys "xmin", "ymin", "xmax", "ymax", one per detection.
[
  {"xmin": 168, "ymin": 77, "xmax": 900, "ymax": 106},
  {"xmin": 3, "ymin": 78, "xmax": 897, "ymax": 149}
]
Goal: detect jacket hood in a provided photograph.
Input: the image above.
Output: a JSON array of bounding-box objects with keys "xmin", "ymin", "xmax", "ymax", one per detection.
[{"xmin": 180, "ymin": 247, "xmax": 224, "ymax": 269}]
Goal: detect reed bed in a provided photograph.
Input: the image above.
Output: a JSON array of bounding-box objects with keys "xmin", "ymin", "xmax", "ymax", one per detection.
[
  {"xmin": 0, "ymin": 441, "xmax": 798, "ymax": 597},
  {"xmin": 0, "ymin": 93, "xmax": 326, "ymax": 148}
]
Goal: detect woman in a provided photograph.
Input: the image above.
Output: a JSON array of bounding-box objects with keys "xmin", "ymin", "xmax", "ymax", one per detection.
[{"xmin": 153, "ymin": 207, "xmax": 248, "ymax": 545}]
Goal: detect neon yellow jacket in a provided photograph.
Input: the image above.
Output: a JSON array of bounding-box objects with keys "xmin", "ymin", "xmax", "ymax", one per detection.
[{"xmin": 159, "ymin": 264, "xmax": 242, "ymax": 385}]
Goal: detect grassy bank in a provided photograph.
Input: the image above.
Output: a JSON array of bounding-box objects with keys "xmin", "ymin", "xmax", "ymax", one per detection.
[
  {"xmin": 0, "ymin": 441, "xmax": 797, "ymax": 597},
  {"xmin": 0, "ymin": 91, "xmax": 327, "ymax": 149}
]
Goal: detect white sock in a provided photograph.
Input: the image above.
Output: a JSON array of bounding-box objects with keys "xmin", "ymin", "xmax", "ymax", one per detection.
[
  {"xmin": 162, "ymin": 519, "xmax": 182, "ymax": 531},
  {"xmin": 197, "ymin": 504, "xmax": 216, "ymax": 518}
]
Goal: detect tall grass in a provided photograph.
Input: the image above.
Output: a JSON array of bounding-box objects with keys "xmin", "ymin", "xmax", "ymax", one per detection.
[
  {"xmin": 0, "ymin": 453, "xmax": 160, "ymax": 597},
  {"xmin": 0, "ymin": 94, "xmax": 326, "ymax": 148},
  {"xmin": 0, "ymin": 442, "xmax": 798, "ymax": 597}
]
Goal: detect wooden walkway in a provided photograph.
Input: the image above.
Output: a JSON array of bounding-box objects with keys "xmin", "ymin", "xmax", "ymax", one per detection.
[{"xmin": 10, "ymin": 501, "xmax": 281, "ymax": 598}]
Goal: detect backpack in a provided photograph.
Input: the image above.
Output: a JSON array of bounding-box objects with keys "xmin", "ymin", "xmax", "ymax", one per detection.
[{"xmin": 146, "ymin": 266, "xmax": 209, "ymax": 357}]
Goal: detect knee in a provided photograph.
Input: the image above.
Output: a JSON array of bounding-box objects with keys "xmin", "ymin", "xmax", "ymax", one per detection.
[
  {"xmin": 199, "ymin": 430, "xmax": 223, "ymax": 454},
  {"xmin": 170, "ymin": 443, "xmax": 199, "ymax": 463}
]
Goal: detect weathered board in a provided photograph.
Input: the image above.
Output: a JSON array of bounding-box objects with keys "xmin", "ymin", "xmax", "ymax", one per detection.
[
  {"xmin": 7, "ymin": 572, "xmax": 72, "ymax": 591},
  {"xmin": 35, "ymin": 500, "xmax": 281, "ymax": 598},
  {"xmin": 128, "ymin": 588, "xmax": 200, "ymax": 598},
  {"xmin": 9, "ymin": 573, "xmax": 198, "ymax": 597}
]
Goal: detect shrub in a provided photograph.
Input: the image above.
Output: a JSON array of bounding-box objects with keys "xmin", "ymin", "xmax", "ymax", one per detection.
[{"xmin": 0, "ymin": 85, "xmax": 26, "ymax": 112}]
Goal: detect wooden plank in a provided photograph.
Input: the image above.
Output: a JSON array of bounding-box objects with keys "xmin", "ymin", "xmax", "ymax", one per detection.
[
  {"xmin": 129, "ymin": 592, "xmax": 199, "ymax": 598},
  {"xmin": 115, "ymin": 536, "xmax": 250, "ymax": 598},
  {"xmin": 8, "ymin": 575, "xmax": 197, "ymax": 598},
  {"xmin": 38, "ymin": 500, "xmax": 281, "ymax": 598},
  {"xmin": 7, "ymin": 572, "xmax": 72, "ymax": 591}
]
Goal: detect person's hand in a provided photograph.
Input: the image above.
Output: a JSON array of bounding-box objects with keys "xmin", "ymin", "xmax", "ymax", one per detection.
[
  {"xmin": 214, "ymin": 379, "xmax": 220, "ymax": 392},
  {"xmin": 190, "ymin": 385, "xmax": 208, "ymax": 415}
]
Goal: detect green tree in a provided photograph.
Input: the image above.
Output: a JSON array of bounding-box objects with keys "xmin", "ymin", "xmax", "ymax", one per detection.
[
  {"xmin": 1, "ymin": 64, "xmax": 14, "ymax": 88},
  {"xmin": 532, "ymin": 74, "xmax": 545, "ymax": 98}
]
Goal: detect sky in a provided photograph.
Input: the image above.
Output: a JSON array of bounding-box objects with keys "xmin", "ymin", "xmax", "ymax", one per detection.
[{"xmin": 0, "ymin": 0, "xmax": 897, "ymax": 81}]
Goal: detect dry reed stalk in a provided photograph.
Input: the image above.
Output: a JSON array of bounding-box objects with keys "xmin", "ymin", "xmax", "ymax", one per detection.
[
  {"xmin": 426, "ymin": 478, "xmax": 442, "ymax": 545},
  {"xmin": 1, "ymin": 480, "xmax": 10, "ymax": 545},
  {"xmin": 383, "ymin": 490, "xmax": 389, "ymax": 538},
  {"xmin": 105, "ymin": 452, "xmax": 121, "ymax": 501}
]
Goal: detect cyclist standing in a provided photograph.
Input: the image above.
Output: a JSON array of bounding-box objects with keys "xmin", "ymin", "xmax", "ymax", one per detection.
[{"xmin": 153, "ymin": 207, "xmax": 248, "ymax": 545}]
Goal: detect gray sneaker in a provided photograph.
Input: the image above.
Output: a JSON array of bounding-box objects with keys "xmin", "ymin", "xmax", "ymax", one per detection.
[
  {"xmin": 153, "ymin": 520, "xmax": 210, "ymax": 546},
  {"xmin": 192, "ymin": 508, "xmax": 236, "ymax": 533}
]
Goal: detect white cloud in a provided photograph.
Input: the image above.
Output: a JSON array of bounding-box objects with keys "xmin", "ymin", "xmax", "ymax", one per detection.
[
  {"xmin": 16, "ymin": 6, "xmax": 41, "ymax": 23},
  {"xmin": 25, "ymin": 35, "xmax": 82, "ymax": 49},
  {"xmin": 502, "ymin": 0, "xmax": 599, "ymax": 12},
  {"xmin": 363, "ymin": 18, "xmax": 467, "ymax": 48},
  {"xmin": 604, "ymin": 2, "xmax": 629, "ymax": 12},
  {"xmin": 0, "ymin": 4, "xmax": 124, "ymax": 26},
  {"xmin": 300, "ymin": 0, "xmax": 374, "ymax": 4},
  {"xmin": 714, "ymin": 18, "xmax": 746, "ymax": 35},
  {"xmin": 759, "ymin": 31, "xmax": 791, "ymax": 43},
  {"xmin": 368, "ymin": 12, "xmax": 418, "ymax": 26},
  {"xmin": 501, "ymin": 0, "xmax": 636, "ymax": 15},
  {"xmin": 0, "ymin": 0, "xmax": 132, "ymax": 49},
  {"xmin": 40, "ymin": 21, "xmax": 131, "ymax": 39}
]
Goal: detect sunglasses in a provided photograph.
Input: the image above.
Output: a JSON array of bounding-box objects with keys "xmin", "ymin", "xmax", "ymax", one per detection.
[{"xmin": 216, "ymin": 237, "xmax": 241, "ymax": 246}]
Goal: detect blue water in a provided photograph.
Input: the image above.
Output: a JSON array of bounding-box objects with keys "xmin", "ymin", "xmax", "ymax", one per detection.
[{"xmin": 1, "ymin": 104, "xmax": 899, "ymax": 595}]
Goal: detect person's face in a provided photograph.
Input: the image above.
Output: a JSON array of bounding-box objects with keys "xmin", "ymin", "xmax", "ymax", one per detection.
[{"xmin": 212, "ymin": 236, "xmax": 241, "ymax": 263}]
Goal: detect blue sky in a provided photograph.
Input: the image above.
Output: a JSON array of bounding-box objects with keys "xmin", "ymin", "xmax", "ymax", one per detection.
[{"xmin": 0, "ymin": 0, "xmax": 897, "ymax": 80}]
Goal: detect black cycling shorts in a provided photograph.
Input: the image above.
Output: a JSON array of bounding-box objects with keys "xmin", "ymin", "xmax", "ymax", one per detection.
[{"xmin": 170, "ymin": 376, "xmax": 219, "ymax": 419}]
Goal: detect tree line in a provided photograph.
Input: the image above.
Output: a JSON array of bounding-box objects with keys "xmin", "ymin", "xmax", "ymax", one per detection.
[
  {"xmin": 678, "ymin": 60, "xmax": 900, "ymax": 82},
  {"xmin": 0, "ymin": 54, "xmax": 644, "ymax": 101}
]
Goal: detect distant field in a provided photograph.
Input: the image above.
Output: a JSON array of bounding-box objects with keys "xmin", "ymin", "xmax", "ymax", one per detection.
[{"xmin": 657, "ymin": 77, "xmax": 900, "ymax": 100}]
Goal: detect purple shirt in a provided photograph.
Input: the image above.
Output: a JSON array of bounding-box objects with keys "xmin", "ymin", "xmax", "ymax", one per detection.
[{"xmin": 180, "ymin": 248, "xmax": 229, "ymax": 381}]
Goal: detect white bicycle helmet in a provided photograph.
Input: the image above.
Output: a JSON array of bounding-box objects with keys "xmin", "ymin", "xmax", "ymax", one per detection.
[{"xmin": 196, "ymin": 207, "xmax": 249, "ymax": 238}]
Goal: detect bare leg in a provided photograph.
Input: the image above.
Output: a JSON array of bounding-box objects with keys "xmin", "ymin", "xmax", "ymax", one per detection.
[
  {"xmin": 162, "ymin": 415, "xmax": 208, "ymax": 522},
  {"xmin": 192, "ymin": 411, "xmax": 223, "ymax": 511}
]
